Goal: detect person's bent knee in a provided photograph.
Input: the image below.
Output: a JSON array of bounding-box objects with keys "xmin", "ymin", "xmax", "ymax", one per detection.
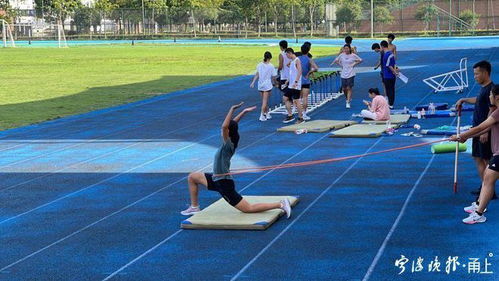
[{"xmin": 188, "ymin": 172, "xmax": 202, "ymax": 183}]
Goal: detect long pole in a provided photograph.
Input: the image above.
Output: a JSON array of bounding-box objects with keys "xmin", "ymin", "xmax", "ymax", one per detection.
[
  {"xmin": 141, "ymin": 0, "xmax": 145, "ymax": 34},
  {"xmin": 370, "ymin": 0, "xmax": 374, "ymax": 38},
  {"xmin": 449, "ymin": 0, "xmax": 452, "ymax": 36},
  {"xmin": 454, "ymin": 106, "xmax": 462, "ymax": 193}
]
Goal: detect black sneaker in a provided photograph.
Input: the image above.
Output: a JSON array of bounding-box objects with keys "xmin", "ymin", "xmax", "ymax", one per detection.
[
  {"xmin": 296, "ymin": 118, "xmax": 305, "ymax": 124},
  {"xmin": 283, "ymin": 115, "xmax": 295, "ymax": 123}
]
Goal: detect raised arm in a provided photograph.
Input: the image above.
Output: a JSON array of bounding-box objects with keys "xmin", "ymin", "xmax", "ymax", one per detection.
[
  {"xmin": 222, "ymin": 102, "xmax": 244, "ymax": 141},
  {"xmin": 233, "ymin": 106, "xmax": 257, "ymax": 123}
]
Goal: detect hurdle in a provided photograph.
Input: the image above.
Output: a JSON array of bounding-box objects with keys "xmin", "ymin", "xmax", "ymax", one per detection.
[
  {"xmin": 268, "ymin": 71, "xmax": 343, "ymax": 115},
  {"xmin": 422, "ymin": 57, "xmax": 469, "ymax": 93}
]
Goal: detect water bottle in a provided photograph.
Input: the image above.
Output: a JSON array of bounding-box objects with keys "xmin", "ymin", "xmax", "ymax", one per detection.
[
  {"xmin": 417, "ymin": 111, "xmax": 422, "ymax": 119},
  {"xmin": 386, "ymin": 119, "xmax": 392, "ymax": 129},
  {"xmin": 421, "ymin": 108, "xmax": 426, "ymax": 118},
  {"xmin": 429, "ymin": 103, "xmax": 436, "ymax": 114},
  {"xmin": 404, "ymin": 106, "xmax": 409, "ymax": 114}
]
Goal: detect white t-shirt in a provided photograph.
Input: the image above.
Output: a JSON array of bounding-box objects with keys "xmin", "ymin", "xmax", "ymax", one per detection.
[
  {"xmin": 280, "ymin": 51, "xmax": 291, "ymax": 81},
  {"xmin": 288, "ymin": 58, "xmax": 302, "ymax": 90},
  {"xmin": 256, "ymin": 62, "xmax": 275, "ymax": 91},
  {"xmin": 336, "ymin": 53, "xmax": 362, "ymax": 79}
]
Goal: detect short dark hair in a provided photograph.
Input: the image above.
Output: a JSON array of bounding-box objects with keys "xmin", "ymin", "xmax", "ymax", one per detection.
[
  {"xmin": 371, "ymin": 43, "xmax": 380, "ymax": 50},
  {"xmin": 279, "ymin": 40, "xmax": 288, "ymax": 49},
  {"xmin": 264, "ymin": 51, "xmax": 272, "ymax": 61},
  {"xmin": 301, "ymin": 44, "xmax": 310, "ymax": 55},
  {"xmin": 369, "ymin": 88, "xmax": 381, "ymax": 95},
  {"xmin": 492, "ymin": 84, "xmax": 499, "ymax": 97},
  {"xmin": 387, "ymin": 34, "xmax": 395, "ymax": 40},
  {"xmin": 303, "ymin": 41, "xmax": 312, "ymax": 46},
  {"xmin": 228, "ymin": 120, "xmax": 239, "ymax": 149},
  {"xmin": 285, "ymin": 48, "xmax": 294, "ymax": 54},
  {"xmin": 473, "ymin": 60, "xmax": 492, "ymax": 76},
  {"xmin": 380, "ymin": 40, "xmax": 389, "ymax": 48},
  {"xmin": 345, "ymin": 36, "xmax": 353, "ymax": 44}
]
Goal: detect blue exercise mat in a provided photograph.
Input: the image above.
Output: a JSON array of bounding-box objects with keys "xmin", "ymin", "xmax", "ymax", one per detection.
[
  {"xmin": 421, "ymin": 125, "xmax": 471, "ymax": 135},
  {"xmin": 415, "ymin": 103, "xmax": 448, "ymax": 111},
  {"xmin": 410, "ymin": 110, "xmax": 455, "ymax": 118}
]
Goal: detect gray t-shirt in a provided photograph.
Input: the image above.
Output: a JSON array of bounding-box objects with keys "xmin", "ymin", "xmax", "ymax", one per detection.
[{"xmin": 212, "ymin": 139, "xmax": 235, "ymax": 181}]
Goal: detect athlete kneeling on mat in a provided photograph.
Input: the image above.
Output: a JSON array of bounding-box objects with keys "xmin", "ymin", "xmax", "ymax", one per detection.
[
  {"xmin": 451, "ymin": 84, "xmax": 499, "ymax": 224},
  {"xmin": 181, "ymin": 102, "xmax": 292, "ymax": 218}
]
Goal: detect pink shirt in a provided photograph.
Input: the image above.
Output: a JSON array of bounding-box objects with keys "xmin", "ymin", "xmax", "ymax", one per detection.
[{"xmin": 371, "ymin": 95, "xmax": 390, "ymax": 121}]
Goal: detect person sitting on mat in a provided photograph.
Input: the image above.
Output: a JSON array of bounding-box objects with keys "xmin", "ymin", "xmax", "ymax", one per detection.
[
  {"xmin": 450, "ymin": 84, "xmax": 499, "ymax": 224},
  {"xmin": 181, "ymin": 102, "xmax": 292, "ymax": 218},
  {"xmin": 361, "ymin": 88, "xmax": 390, "ymax": 121}
]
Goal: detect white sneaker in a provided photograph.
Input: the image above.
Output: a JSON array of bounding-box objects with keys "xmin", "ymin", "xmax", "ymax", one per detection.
[
  {"xmin": 302, "ymin": 114, "xmax": 311, "ymax": 121},
  {"xmin": 280, "ymin": 198, "xmax": 291, "ymax": 219},
  {"xmin": 464, "ymin": 202, "xmax": 487, "ymax": 214},
  {"xmin": 265, "ymin": 112, "xmax": 272, "ymax": 120},
  {"xmin": 463, "ymin": 211, "xmax": 486, "ymax": 224},
  {"xmin": 346, "ymin": 102, "xmax": 351, "ymax": 109},
  {"xmin": 259, "ymin": 114, "xmax": 267, "ymax": 122},
  {"xmin": 180, "ymin": 206, "xmax": 201, "ymax": 216}
]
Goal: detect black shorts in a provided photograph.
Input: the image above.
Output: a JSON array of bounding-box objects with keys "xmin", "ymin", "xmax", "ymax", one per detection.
[
  {"xmin": 488, "ymin": 155, "xmax": 499, "ymax": 172},
  {"xmin": 279, "ymin": 79, "xmax": 288, "ymax": 92},
  {"xmin": 472, "ymin": 135, "xmax": 492, "ymax": 160},
  {"xmin": 302, "ymin": 84, "xmax": 311, "ymax": 89},
  {"xmin": 341, "ymin": 76, "xmax": 355, "ymax": 88},
  {"xmin": 284, "ymin": 88, "xmax": 301, "ymax": 100},
  {"xmin": 205, "ymin": 173, "xmax": 243, "ymax": 206}
]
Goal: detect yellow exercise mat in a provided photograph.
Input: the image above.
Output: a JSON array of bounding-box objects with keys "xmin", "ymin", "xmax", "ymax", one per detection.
[
  {"xmin": 361, "ymin": 114, "xmax": 411, "ymax": 124},
  {"xmin": 277, "ymin": 120, "xmax": 357, "ymax": 133},
  {"xmin": 329, "ymin": 124, "xmax": 393, "ymax": 138},
  {"xmin": 181, "ymin": 196, "xmax": 299, "ymax": 230}
]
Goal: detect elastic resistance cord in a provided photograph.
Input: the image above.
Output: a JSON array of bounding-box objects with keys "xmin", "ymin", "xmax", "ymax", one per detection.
[{"xmin": 216, "ymin": 138, "xmax": 451, "ymax": 177}]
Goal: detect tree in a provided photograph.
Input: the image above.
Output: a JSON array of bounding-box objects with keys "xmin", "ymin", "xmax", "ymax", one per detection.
[
  {"xmin": 94, "ymin": 0, "xmax": 118, "ymax": 36},
  {"xmin": 373, "ymin": 6, "xmax": 393, "ymax": 33},
  {"xmin": 0, "ymin": 0, "xmax": 13, "ymax": 22},
  {"xmin": 303, "ymin": 0, "xmax": 325, "ymax": 36},
  {"xmin": 184, "ymin": 0, "xmax": 224, "ymax": 37},
  {"xmin": 414, "ymin": 2, "xmax": 437, "ymax": 32},
  {"xmin": 336, "ymin": 2, "xmax": 362, "ymax": 33},
  {"xmin": 73, "ymin": 7, "xmax": 92, "ymax": 33},
  {"xmin": 458, "ymin": 9, "xmax": 479, "ymax": 29},
  {"xmin": 34, "ymin": 0, "xmax": 81, "ymax": 23}
]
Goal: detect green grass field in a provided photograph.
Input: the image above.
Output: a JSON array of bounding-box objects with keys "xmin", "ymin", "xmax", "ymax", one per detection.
[{"xmin": 0, "ymin": 44, "xmax": 338, "ymax": 130}]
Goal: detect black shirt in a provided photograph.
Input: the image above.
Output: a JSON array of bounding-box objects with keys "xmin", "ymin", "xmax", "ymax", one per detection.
[{"xmin": 473, "ymin": 81, "xmax": 495, "ymax": 126}]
